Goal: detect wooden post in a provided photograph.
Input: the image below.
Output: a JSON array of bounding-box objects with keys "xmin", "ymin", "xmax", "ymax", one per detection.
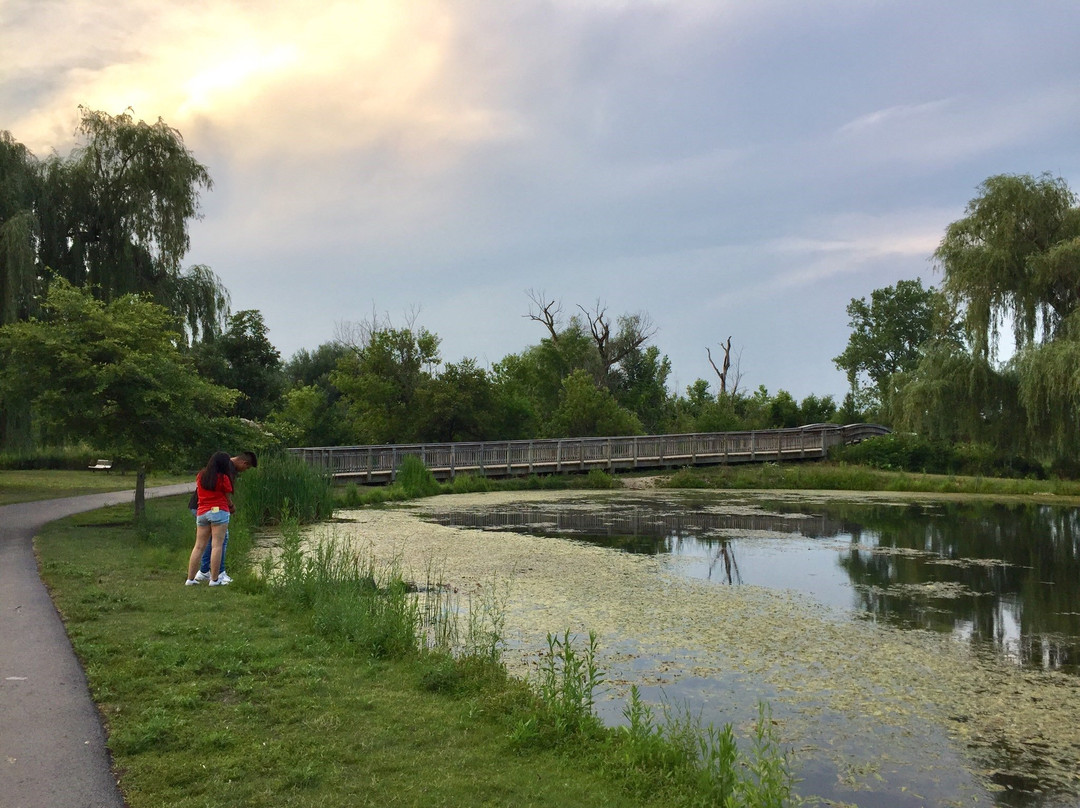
[{"xmin": 391, "ymin": 447, "xmax": 398, "ymax": 482}]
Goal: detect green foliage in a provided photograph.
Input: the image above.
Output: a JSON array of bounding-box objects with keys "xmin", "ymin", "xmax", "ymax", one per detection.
[
  {"xmin": 0, "ymin": 280, "xmax": 239, "ymax": 512},
  {"xmin": 937, "ymin": 172, "xmax": 1080, "ymax": 359},
  {"xmin": 271, "ymin": 527, "xmax": 419, "ymax": 659},
  {"xmin": 665, "ymin": 468, "xmax": 711, "ymax": 489},
  {"xmin": 194, "ymin": 309, "xmax": 284, "ymax": 420},
  {"xmin": 235, "ymin": 452, "xmax": 334, "ymax": 526},
  {"xmin": 834, "ymin": 278, "xmax": 953, "ymax": 409},
  {"xmin": 331, "ymin": 326, "xmax": 441, "ymax": 443},
  {"xmin": 414, "ymin": 358, "xmax": 494, "ymax": 442},
  {"xmin": 616, "ymin": 691, "xmax": 793, "ymax": 807},
  {"xmin": 833, "ymin": 433, "xmax": 1046, "ymax": 479},
  {"xmin": 546, "ymin": 369, "xmax": 644, "ymax": 438},
  {"xmin": 395, "ymin": 454, "xmax": 441, "ymax": 497},
  {"xmin": 38, "ymin": 109, "xmax": 228, "ymax": 341},
  {"xmin": 583, "ymin": 469, "xmax": 620, "ymax": 489},
  {"xmin": 515, "ymin": 630, "xmax": 604, "ymax": 745}
]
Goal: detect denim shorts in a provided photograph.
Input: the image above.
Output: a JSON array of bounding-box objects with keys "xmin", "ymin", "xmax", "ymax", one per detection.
[{"xmin": 196, "ymin": 508, "xmax": 231, "ymax": 526}]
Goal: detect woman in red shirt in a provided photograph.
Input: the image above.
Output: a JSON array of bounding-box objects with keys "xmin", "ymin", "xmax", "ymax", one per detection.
[{"xmin": 185, "ymin": 452, "xmax": 234, "ymax": 586}]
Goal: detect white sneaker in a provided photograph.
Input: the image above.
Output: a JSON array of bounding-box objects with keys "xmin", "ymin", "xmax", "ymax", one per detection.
[
  {"xmin": 184, "ymin": 579, "xmax": 199, "ymax": 586},
  {"xmin": 209, "ymin": 576, "xmax": 231, "ymax": 587},
  {"xmin": 218, "ymin": 572, "xmax": 233, "ymax": 584},
  {"xmin": 194, "ymin": 570, "xmax": 210, "ymax": 582}
]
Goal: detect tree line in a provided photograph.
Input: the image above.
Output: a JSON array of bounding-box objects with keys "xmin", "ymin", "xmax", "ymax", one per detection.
[
  {"xmin": 833, "ymin": 173, "xmax": 1080, "ymax": 476},
  {"xmin": 3, "ymin": 109, "xmax": 1078, "ymax": 485}
]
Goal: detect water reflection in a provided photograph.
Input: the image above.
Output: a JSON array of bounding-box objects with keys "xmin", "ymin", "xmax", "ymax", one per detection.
[{"xmin": 424, "ymin": 497, "xmax": 1080, "ymax": 675}]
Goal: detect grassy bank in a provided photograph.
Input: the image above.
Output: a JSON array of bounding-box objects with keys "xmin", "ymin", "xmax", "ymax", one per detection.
[
  {"xmin": 0, "ymin": 469, "xmax": 192, "ymax": 506},
  {"xmin": 656, "ymin": 460, "xmax": 1080, "ymax": 500},
  {"xmin": 36, "ymin": 497, "xmax": 793, "ymax": 808}
]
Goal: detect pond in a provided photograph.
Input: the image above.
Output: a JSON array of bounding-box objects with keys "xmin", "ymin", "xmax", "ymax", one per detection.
[{"xmin": 332, "ymin": 489, "xmax": 1080, "ymax": 807}]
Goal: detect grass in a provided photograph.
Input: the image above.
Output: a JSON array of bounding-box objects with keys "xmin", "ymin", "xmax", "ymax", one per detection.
[
  {"xmin": 36, "ymin": 496, "xmax": 795, "ymax": 808},
  {"xmin": 0, "ymin": 469, "xmax": 192, "ymax": 506},
  {"xmin": 336, "ymin": 467, "xmax": 624, "ymax": 508},
  {"xmin": 659, "ymin": 460, "xmax": 1080, "ymax": 500}
]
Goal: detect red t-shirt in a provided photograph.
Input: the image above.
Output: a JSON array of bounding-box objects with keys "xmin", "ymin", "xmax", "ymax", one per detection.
[{"xmin": 195, "ymin": 472, "xmax": 233, "ymax": 515}]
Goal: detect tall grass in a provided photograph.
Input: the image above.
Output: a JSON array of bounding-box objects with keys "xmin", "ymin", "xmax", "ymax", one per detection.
[
  {"xmin": 236, "ymin": 452, "xmax": 335, "ymax": 526},
  {"xmin": 258, "ymin": 523, "xmax": 796, "ymax": 805}
]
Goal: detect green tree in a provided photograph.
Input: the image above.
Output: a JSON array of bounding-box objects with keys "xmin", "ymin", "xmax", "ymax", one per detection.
[
  {"xmin": 331, "ymin": 327, "xmax": 441, "ymax": 443},
  {"xmin": 0, "ymin": 132, "xmax": 41, "ymax": 449},
  {"xmin": 545, "ymin": 369, "xmax": 643, "ymax": 438},
  {"xmin": 893, "ymin": 173, "xmax": 1080, "ymax": 460},
  {"xmin": 937, "ymin": 172, "xmax": 1080, "ymax": 359},
  {"xmin": 265, "ymin": 384, "xmax": 349, "ymax": 448},
  {"xmin": 833, "ymin": 278, "xmax": 951, "ymax": 412},
  {"xmin": 798, "ymin": 393, "xmax": 838, "ymax": 425},
  {"xmin": 611, "ymin": 345, "xmax": 673, "ymax": 433},
  {"xmin": 195, "ymin": 309, "xmax": 284, "ymax": 420},
  {"xmin": 0, "ymin": 281, "xmax": 239, "ymax": 515},
  {"xmin": 14, "ymin": 109, "xmax": 230, "ymax": 339},
  {"xmin": 415, "ymin": 359, "xmax": 494, "ymax": 442}
]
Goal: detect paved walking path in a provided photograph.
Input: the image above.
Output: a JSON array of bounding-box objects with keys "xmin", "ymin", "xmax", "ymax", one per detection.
[{"xmin": 0, "ymin": 484, "xmax": 191, "ymax": 808}]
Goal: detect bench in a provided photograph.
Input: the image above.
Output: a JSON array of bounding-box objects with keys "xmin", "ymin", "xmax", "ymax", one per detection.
[{"xmin": 88, "ymin": 459, "xmax": 113, "ymax": 472}]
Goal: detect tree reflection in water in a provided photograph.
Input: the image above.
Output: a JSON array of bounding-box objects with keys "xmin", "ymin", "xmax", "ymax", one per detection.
[{"xmin": 424, "ymin": 496, "xmax": 1080, "ymax": 675}]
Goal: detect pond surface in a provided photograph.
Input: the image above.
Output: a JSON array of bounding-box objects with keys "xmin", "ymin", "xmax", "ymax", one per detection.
[
  {"xmin": 425, "ymin": 496, "xmax": 1080, "ymax": 677},
  {"xmin": 331, "ymin": 490, "xmax": 1080, "ymax": 808}
]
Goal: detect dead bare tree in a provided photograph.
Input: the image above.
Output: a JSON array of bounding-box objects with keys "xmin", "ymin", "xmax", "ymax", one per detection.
[
  {"xmin": 707, "ymin": 336, "xmax": 742, "ymax": 396},
  {"xmin": 524, "ymin": 289, "xmax": 562, "ymax": 343},
  {"xmin": 577, "ymin": 300, "xmax": 657, "ymax": 379}
]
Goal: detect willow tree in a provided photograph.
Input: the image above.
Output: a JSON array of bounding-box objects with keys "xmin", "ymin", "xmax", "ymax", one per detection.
[
  {"xmin": 2, "ymin": 110, "xmax": 231, "ymax": 449},
  {"xmin": 0, "ymin": 133, "xmax": 43, "ymax": 449},
  {"xmin": 894, "ymin": 173, "xmax": 1080, "ymax": 458},
  {"xmin": 34, "ymin": 108, "xmax": 229, "ymax": 340},
  {"xmin": 936, "ymin": 173, "xmax": 1080, "ymax": 360}
]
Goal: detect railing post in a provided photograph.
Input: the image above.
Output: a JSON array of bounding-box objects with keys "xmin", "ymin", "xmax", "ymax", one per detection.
[
  {"xmin": 750, "ymin": 431, "xmax": 756, "ymax": 460},
  {"xmin": 450, "ymin": 444, "xmax": 456, "ymax": 478},
  {"xmin": 633, "ymin": 436, "xmax": 639, "ymax": 470},
  {"xmin": 556, "ymin": 440, "xmax": 562, "ymax": 473},
  {"xmin": 479, "ymin": 441, "xmax": 486, "ymax": 477},
  {"xmin": 391, "ymin": 447, "xmax": 398, "ymax": 482},
  {"xmin": 607, "ymin": 438, "xmax": 612, "ymax": 470},
  {"xmin": 528, "ymin": 441, "xmax": 534, "ymax": 474},
  {"xmin": 507, "ymin": 442, "xmax": 512, "ymax": 476},
  {"xmin": 580, "ymin": 439, "xmax": 585, "ymax": 471}
]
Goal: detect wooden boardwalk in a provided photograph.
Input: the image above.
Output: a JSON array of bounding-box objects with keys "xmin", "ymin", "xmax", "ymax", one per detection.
[{"xmin": 288, "ymin": 423, "xmax": 889, "ymax": 483}]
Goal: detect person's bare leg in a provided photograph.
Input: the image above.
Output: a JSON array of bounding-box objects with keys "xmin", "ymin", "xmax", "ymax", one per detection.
[
  {"xmin": 209, "ymin": 523, "xmax": 226, "ymax": 581},
  {"xmin": 187, "ymin": 524, "xmax": 211, "ymax": 580}
]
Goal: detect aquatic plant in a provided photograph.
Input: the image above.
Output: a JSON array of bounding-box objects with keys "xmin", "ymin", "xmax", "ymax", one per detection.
[{"xmin": 236, "ymin": 452, "xmax": 334, "ymax": 525}]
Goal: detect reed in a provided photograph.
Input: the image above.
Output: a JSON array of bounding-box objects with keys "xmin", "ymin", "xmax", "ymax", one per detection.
[{"xmin": 235, "ymin": 452, "xmax": 335, "ymax": 525}]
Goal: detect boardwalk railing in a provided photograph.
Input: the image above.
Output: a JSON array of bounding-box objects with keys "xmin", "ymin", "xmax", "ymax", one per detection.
[{"xmin": 288, "ymin": 423, "xmax": 890, "ymax": 483}]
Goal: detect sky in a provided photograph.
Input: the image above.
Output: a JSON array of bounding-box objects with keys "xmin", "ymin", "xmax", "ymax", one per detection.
[{"xmin": 2, "ymin": 0, "xmax": 1079, "ymax": 401}]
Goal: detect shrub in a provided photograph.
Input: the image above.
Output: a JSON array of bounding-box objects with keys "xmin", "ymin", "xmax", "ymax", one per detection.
[{"xmin": 395, "ymin": 455, "xmax": 441, "ymax": 498}]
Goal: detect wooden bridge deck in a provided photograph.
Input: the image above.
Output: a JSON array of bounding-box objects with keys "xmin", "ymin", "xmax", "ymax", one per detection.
[{"xmin": 288, "ymin": 424, "xmax": 889, "ymax": 484}]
